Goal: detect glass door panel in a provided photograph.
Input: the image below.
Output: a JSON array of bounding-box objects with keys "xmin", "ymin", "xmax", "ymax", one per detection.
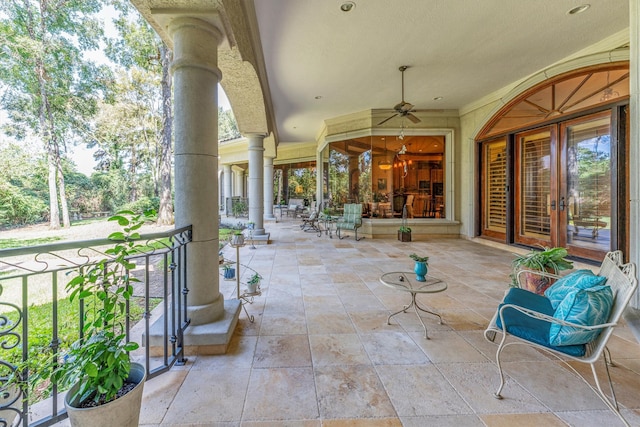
[
  {"xmin": 515, "ymin": 128, "xmax": 555, "ymax": 247},
  {"xmin": 482, "ymin": 139, "xmax": 507, "ymax": 238},
  {"xmin": 562, "ymin": 114, "xmax": 611, "ymax": 259}
]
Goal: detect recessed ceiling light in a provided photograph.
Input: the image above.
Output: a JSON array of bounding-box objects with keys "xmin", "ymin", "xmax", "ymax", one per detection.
[
  {"xmin": 340, "ymin": 1, "xmax": 356, "ymax": 12},
  {"xmin": 567, "ymin": 4, "xmax": 590, "ymax": 15},
  {"xmin": 433, "ymin": 96, "xmax": 443, "ymax": 101},
  {"xmin": 314, "ymin": 95, "xmax": 322, "ymax": 100}
]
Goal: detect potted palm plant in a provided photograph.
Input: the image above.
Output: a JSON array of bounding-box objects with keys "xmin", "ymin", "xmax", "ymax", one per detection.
[
  {"xmin": 510, "ymin": 246, "xmax": 574, "ymax": 294},
  {"xmin": 51, "ymin": 210, "xmax": 152, "ymax": 426}
]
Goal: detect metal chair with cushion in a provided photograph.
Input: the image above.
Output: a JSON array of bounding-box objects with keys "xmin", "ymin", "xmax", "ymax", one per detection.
[
  {"xmin": 300, "ymin": 207, "xmax": 320, "ymax": 233},
  {"xmin": 484, "ymin": 251, "xmax": 638, "ymax": 426},
  {"xmin": 335, "ymin": 203, "xmax": 363, "ymax": 241}
]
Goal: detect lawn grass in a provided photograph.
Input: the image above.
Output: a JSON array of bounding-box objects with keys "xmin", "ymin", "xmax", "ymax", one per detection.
[
  {"xmin": 0, "ymin": 236, "xmax": 62, "ymax": 250},
  {"xmin": 3, "ymin": 296, "xmax": 162, "ymax": 366}
]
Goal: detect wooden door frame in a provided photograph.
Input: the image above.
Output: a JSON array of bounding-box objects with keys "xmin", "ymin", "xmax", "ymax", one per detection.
[
  {"xmin": 514, "ymin": 126, "xmax": 557, "ymax": 247},
  {"xmin": 558, "ymin": 111, "xmax": 613, "ymax": 261}
]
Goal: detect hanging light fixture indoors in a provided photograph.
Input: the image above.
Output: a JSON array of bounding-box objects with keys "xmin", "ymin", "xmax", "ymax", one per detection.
[{"xmin": 378, "ymin": 138, "xmax": 392, "ymax": 170}]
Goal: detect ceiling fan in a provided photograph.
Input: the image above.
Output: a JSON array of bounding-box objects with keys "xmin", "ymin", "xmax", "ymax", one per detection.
[{"xmin": 378, "ymin": 65, "xmax": 421, "ymax": 126}]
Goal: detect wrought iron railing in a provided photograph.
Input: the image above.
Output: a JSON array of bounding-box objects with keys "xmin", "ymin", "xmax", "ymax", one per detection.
[{"xmin": 0, "ymin": 226, "xmax": 192, "ymax": 426}]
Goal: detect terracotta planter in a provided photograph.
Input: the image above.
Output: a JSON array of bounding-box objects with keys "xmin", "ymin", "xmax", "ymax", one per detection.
[
  {"xmin": 522, "ymin": 269, "xmax": 556, "ymax": 295},
  {"xmin": 65, "ymin": 362, "xmax": 146, "ymax": 427}
]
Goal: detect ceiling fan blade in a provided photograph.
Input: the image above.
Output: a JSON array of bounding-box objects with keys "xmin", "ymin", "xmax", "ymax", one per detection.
[
  {"xmin": 400, "ymin": 102, "xmax": 414, "ymax": 112},
  {"xmin": 377, "ymin": 113, "xmax": 398, "ymax": 125},
  {"xmin": 406, "ymin": 113, "xmax": 421, "ymax": 124}
]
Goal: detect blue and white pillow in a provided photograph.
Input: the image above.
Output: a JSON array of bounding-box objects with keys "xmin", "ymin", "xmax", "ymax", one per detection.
[
  {"xmin": 549, "ymin": 284, "xmax": 613, "ymax": 346},
  {"xmin": 544, "ymin": 269, "xmax": 607, "ymax": 309}
]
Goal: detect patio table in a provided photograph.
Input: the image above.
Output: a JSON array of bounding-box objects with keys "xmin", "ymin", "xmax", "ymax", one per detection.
[
  {"xmin": 379, "ymin": 272, "xmax": 447, "ymax": 338},
  {"xmin": 318, "ymin": 214, "xmax": 340, "ymax": 238}
]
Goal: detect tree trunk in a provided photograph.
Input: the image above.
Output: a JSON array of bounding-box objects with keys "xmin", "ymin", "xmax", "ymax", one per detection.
[
  {"xmin": 157, "ymin": 44, "xmax": 174, "ymax": 225},
  {"xmin": 47, "ymin": 149, "xmax": 60, "ymax": 229},
  {"xmin": 37, "ymin": 52, "xmax": 60, "ymax": 229},
  {"xmin": 56, "ymin": 150, "xmax": 71, "ymax": 228}
]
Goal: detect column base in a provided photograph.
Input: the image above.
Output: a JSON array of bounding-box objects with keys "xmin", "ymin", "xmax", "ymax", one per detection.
[
  {"xmin": 247, "ymin": 232, "xmax": 270, "ymax": 245},
  {"xmin": 144, "ymin": 299, "xmax": 241, "ymax": 355}
]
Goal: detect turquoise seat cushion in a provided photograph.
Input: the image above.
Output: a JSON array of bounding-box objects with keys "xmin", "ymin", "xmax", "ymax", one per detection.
[
  {"xmin": 496, "ymin": 288, "xmax": 586, "ymax": 357},
  {"xmin": 544, "ymin": 269, "xmax": 607, "ymax": 309},
  {"xmin": 548, "ymin": 284, "xmax": 613, "ymax": 346}
]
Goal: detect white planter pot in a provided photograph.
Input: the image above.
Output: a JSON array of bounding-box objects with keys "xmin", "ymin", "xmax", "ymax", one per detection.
[
  {"xmin": 64, "ymin": 362, "xmax": 146, "ymax": 427},
  {"xmin": 247, "ymin": 281, "xmax": 259, "ymax": 294}
]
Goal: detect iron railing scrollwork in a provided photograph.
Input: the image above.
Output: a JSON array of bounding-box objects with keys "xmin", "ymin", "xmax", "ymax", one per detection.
[{"xmin": 0, "ymin": 226, "xmax": 192, "ymax": 426}]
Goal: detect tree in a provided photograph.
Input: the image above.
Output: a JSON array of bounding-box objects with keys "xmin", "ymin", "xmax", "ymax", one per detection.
[
  {"xmin": 108, "ymin": 0, "xmax": 174, "ymax": 225},
  {"xmin": 89, "ymin": 71, "xmax": 159, "ymax": 207},
  {"xmin": 0, "ymin": 0, "xmax": 110, "ymax": 229},
  {"xmin": 219, "ymin": 107, "xmax": 240, "ymax": 141}
]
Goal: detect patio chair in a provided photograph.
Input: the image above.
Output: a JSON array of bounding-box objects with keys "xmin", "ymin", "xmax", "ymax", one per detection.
[
  {"xmin": 300, "ymin": 208, "xmax": 320, "ymax": 233},
  {"xmin": 484, "ymin": 250, "xmax": 638, "ymax": 426},
  {"xmin": 336, "ymin": 203, "xmax": 363, "ymax": 240}
]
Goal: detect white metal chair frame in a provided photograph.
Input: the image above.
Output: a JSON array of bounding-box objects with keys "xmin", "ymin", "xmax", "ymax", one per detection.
[{"xmin": 484, "ymin": 251, "xmax": 638, "ymax": 427}]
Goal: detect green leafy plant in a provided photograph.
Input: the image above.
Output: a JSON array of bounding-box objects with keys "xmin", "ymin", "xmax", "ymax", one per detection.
[
  {"xmin": 247, "ymin": 272, "xmax": 262, "ymax": 285},
  {"xmin": 398, "ymin": 226, "xmax": 411, "ymax": 233},
  {"xmin": 409, "ymin": 253, "xmax": 429, "ymax": 264},
  {"xmin": 510, "ymin": 246, "xmax": 573, "ymax": 287},
  {"xmin": 48, "ymin": 209, "xmax": 156, "ymax": 406}
]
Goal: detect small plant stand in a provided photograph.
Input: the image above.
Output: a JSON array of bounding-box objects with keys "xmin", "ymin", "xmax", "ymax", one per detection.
[
  {"xmin": 247, "ymin": 223, "xmax": 257, "ymax": 249},
  {"xmin": 228, "ymin": 239, "xmax": 262, "ymax": 322}
]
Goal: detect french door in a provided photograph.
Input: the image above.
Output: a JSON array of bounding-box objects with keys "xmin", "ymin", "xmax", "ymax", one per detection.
[{"xmin": 515, "ymin": 112, "xmax": 613, "ymax": 260}]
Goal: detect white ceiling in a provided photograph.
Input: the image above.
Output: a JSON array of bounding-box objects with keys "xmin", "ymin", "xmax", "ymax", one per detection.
[{"xmin": 251, "ymin": 0, "xmax": 629, "ymax": 143}]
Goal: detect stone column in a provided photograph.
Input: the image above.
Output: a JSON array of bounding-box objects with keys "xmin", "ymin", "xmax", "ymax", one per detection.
[
  {"xmin": 264, "ymin": 156, "xmax": 275, "ymax": 220},
  {"xmin": 233, "ymin": 167, "xmax": 245, "ymax": 197},
  {"xmin": 316, "ymin": 149, "xmax": 324, "ymax": 209},
  {"xmin": 247, "ymin": 134, "xmax": 266, "ymax": 235},
  {"xmin": 170, "ymin": 18, "xmax": 224, "ymax": 325},
  {"xmin": 223, "ymin": 164, "xmax": 232, "ymax": 216}
]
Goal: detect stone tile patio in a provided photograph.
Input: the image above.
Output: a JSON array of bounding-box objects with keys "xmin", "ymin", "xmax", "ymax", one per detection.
[{"xmin": 55, "ymin": 216, "xmax": 640, "ymax": 426}]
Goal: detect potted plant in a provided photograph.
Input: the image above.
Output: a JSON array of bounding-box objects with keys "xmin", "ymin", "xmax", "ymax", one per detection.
[
  {"xmin": 246, "ymin": 272, "xmax": 262, "ymax": 294},
  {"xmin": 398, "ymin": 226, "xmax": 412, "ymax": 242},
  {"xmin": 510, "ymin": 246, "xmax": 574, "ymax": 294},
  {"xmin": 222, "ymin": 263, "xmax": 236, "ymax": 280},
  {"xmin": 231, "ymin": 230, "xmax": 244, "ymax": 246},
  {"xmin": 33, "ymin": 210, "xmax": 152, "ymax": 426},
  {"xmin": 409, "ymin": 253, "xmax": 429, "ymax": 282}
]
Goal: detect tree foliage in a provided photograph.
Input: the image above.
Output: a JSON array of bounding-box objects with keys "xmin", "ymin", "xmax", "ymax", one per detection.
[
  {"xmin": 0, "ymin": 0, "xmax": 110, "ymax": 229},
  {"xmin": 0, "ymin": 2, "xmax": 242, "ymax": 228}
]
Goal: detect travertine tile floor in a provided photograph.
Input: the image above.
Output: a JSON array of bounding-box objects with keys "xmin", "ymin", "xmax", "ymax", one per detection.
[{"xmin": 60, "ymin": 217, "xmax": 640, "ymax": 426}]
